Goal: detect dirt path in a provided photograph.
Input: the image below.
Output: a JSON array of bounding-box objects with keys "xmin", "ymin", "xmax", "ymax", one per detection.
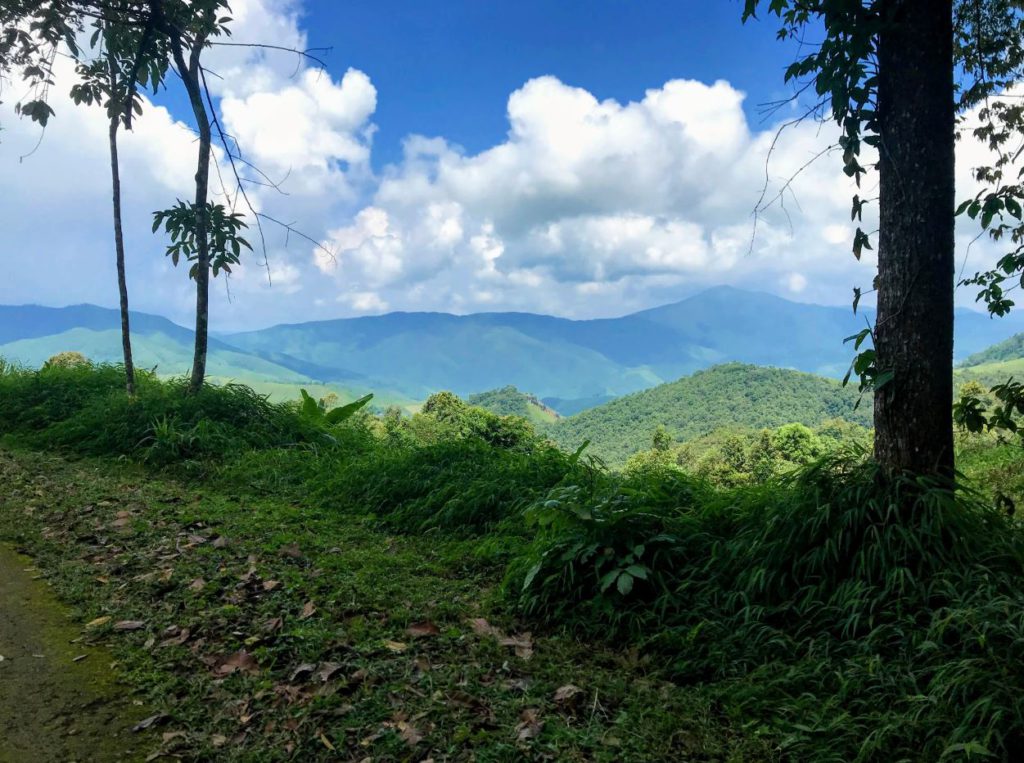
[{"xmin": 0, "ymin": 544, "xmax": 150, "ymax": 762}]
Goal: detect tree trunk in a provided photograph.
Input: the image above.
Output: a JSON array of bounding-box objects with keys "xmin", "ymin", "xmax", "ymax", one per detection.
[
  {"xmin": 873, "ymin": 0, "xmax": 956, "ymax": 476},
  {"xmin": 108, "ymin": 55, "xmax": 135, "ymax": 397},
  {"xmin": 170, "ymin": 37, "xmax": 212, "ymax": 394}
]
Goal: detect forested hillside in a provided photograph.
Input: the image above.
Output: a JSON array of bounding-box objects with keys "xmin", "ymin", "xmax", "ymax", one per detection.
[
  {"xmin": 544, "ymin": 363, "xmax": 872, "ymax": 464},
  {"xmin": 466, "ymin": 386, "xmax": 560, "ymax": 424},
  {"xmin": 962, "ymin": 332, "xmax": 1024, "ymax": 367}
]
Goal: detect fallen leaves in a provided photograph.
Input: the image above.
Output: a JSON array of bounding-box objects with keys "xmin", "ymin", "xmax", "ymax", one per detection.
[
  {"xmin": 468, "ymin": 618, "xmax": 534, "ymax": 660},
  {"xmin": 515, "ymin": 708, "xmax": 544, "ymax": 742},
  {"xmin": 85, "ymin": 616, "xmax": 111, "ymax": 629},
  {"xmin": 407, "ymin": 620, "xmax": 440, "ymax": 638},
  {"xmin": 299, "ymin": 601, "xmax": 317, "ymax": 620},
  {"xmin": 212, "ymin": 650, "xmax": 260, "ymax": 677},
  {"xmin": 278, "ymin": 542, "xmax": 302, "ymax": 560},
  {"xmin": 384, "ymin": 640, "xmax": 408, "ymax": 653},
  {"xmin": 131, "ymin": 713, "xmax": 167, "ymax": 733},
  {"xmin": 158, "ymin": 625, "xmax": 190, "ymax": 648},
  {"xmin": 113, "ymin": 620, "xmax": 146, "ymax": 632}
]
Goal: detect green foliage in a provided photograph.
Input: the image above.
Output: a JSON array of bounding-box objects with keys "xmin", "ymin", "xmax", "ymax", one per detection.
[
  {"xmin": 962, "ymin": 331, "xmax": 1024, "ymax": 367},
  {"xmin": 42, "ymin": 350, "xmax": 90, "ymax": 369},
  {"xmin": 0, "ymin": 362, "xmax": 318, "ymax": 461},
  {"xmin": 547, "ymin": 364, "xmax": 872, "ymax": 466},
  {"xmin": 511, "ymin": 458, "xmax": 1024, "ymax": 759},
  {"xmin": 512, "ymin": 468, "xmax": 710, "ymax": 627},
  {"xmin": 297, "ymin": 388, "xmax": 373, "ymax": 426},
  {"xmin": 152, "ymin": 201, "xmax": 252, "ymax": 279},
  {"xmin": 307, "ymin": 438, "xmax": 580, "ymax": 535},
  {"xmin": 417, "ymin": 390, "xmax": 537, "ymax": 449},
  {"xmin": 467, "ymin": 385, "xmax": 560, "ymax": 424},
  {"xmin": 5, "ymin": 362, "xmax": 1024, "ymax": 757},
  {"xmin": 954, "ymin": 376, "xmax": 1024, "ymax": 442}
]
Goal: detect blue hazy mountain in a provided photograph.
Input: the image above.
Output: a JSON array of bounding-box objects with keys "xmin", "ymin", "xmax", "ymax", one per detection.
[
  {"xmin": 3, "ymin": 288, "xmax": 1023, "ymax": 414},
  {"xmin": 225, "ymin": 287, "xmax": 1024, "ymax": 406}
]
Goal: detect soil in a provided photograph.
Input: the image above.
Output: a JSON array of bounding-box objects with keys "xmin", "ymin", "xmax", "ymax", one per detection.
[{"xmin": 0, "ymin": 544, "xmax": 150, "ymax": 762}]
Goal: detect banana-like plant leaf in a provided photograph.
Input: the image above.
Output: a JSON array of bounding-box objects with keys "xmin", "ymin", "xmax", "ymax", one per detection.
[
  {"xmin": 299, "ymin": 389, "xmax": 320, "ymax": 418},
  {"xmin": 324, "ymin": 394, "xmax": 374, "ymax": 424}
]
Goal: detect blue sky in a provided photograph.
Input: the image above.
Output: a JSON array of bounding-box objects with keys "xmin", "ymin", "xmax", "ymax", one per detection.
[
  {"xmin": 0, "ymin": 1, "xmax": 998, "ymax": 330},
  {"xmin": 294, "ymin": 1, "xmax": 800, "ymax": 166}
]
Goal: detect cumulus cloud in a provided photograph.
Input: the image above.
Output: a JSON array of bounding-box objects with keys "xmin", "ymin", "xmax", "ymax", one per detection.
[
  {"xmin": 316, "ymin": 74, "xmax": 873, "ymax": 316},
  {"xmin": 0, "ymin": 0, "xmax": 1015, "ymax": 330},
  {"xmin": 0, "ymin": 0, "xmax": 378, "ymax": 329}
]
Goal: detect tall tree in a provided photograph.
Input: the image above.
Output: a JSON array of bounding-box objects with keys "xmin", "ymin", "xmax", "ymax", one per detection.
[
  {"xmin": 872, "ymin": 3, "xmax": 956, "ymax": 474},
  {"xmin": 106, "ymin": 46, "xmax": 136, "ymax": 395},
  {"xmin": 743, "ymin": 0, "xmax": 1019, "ymax": 477},
  {"xmin": 71, "ymin": 18, "xmax": 165, "ymax": 395},
  {"xmin": 148, "ymin": 0, "xmax": 248, "ymax": 393}
]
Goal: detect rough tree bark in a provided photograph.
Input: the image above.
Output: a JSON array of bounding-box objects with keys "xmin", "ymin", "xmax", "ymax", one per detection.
[
  {"xmin": 107, "ymin": 49, "xmax": 136, "ymax": 396},
  {"xmin": 873, "ymin": 0, "xmax": 956, "ymax": 476}
]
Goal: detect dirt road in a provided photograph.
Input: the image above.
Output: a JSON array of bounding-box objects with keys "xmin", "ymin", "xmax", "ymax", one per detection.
[{"xmin": 0, "ymin": 544, "xmax": 149, "ymax": 762}]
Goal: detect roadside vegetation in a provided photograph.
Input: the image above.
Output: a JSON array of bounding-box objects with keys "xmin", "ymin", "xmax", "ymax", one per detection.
[{"xmin": 2, "ymin": 359, "xmax": 1024, "ymax": 760}]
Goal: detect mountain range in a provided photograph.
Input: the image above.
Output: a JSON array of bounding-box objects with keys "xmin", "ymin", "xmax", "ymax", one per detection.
[{"xmin": 2, "ymin": 287, "xmax": 1023, "ymax": 415}]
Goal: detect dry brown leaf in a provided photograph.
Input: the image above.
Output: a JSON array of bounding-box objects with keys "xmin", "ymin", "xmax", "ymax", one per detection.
[
  {"xmin": 85, "ymin": 616, "xmax": 111, "ymax": 629},
  {"xmin": 278, "ymin": 542, "xmax": 302, "ymax": 559},
  {"xmin": 469, "ymin": 617, "xmax": 504, "ymax": 638},
  {"xmin": 515, "ymin": 708, "xmax": 544, "ymax": 742},
  {"xmin": 290, "ymin": 663, "xmax": 316, "ymax": 682},
  {"xmin": 261, "ymin": 580, "xmax": 280, "ymax": 592},
  {"xmin": 396, "ymin": 720, "xmax": 423, "ymax": 746},
  {"xmin": 113, "ymin": 620, "xmax": 146, "ymax": 632},
  {"xmin": 158, "ymin": 626, "xmax": 191, "ymax": 648},
  {"xmin": 319, "ymin": 733, "xmax": 335, "ymax": 751},
  {"xmin": 384, "ymin": 640, "xmax": 408, "ymax": 653},
  {"xmin": 131, "ymin": 713, "xmax": 166, "ymax": 733},
  {"xmin": 211, "ymin": 734, "xmax": 227, "ymax": 748},
  {"xmin": 214, "ymin": 649, "xmax": 260, "ymax": 677},
  {"xmin": 553, "ymin": 684, "xmax": 584, "ymax": 704},
  {"xmin": 316, "ymin": 661, "xmax": 344, "ymax": 683},
  {"xmin": 212, "ymin": 536, "xmax": 229, "ymax": 549},
  {"xmin": 299, "ymin": 601, "xmax": 317, "ymax": 619},
  {"xmin": 188, "ymin": 578, "xmax": 206, "ymax": 592},
  {"xmin": 407, "ymin": 620, "xmax": 441, "ymax": 638},
  {"xmin": 262, "ymin": 616, "xmax": 283, "ymax": 633},
  {"xmin": 499, "ymin": 632, "xmax": 534, "ymax": 660}
]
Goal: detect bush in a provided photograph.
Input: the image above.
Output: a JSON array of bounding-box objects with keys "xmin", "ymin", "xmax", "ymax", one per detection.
[
  {"xmin": 0, "ymin": 363, "xmax": 321, "ymax": 462},
  {"xmin": 509, "ymin": 458, "xmax": 1024, "ymax": 759},
  {"xmin": 306, "ymin": 437, "xmax": 583, "ymax": 534}
]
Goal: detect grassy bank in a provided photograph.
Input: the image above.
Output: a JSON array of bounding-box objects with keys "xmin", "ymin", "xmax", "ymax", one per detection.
[{"xmin": 2, "ymin": 361, "xmax": 1024, "ymax": 760}]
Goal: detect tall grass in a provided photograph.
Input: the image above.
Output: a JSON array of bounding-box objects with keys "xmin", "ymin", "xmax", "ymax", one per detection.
[
  {"xmin": 4, "ymin": 361, "xmax": 1024, "ymax": 758},
  {"xmin": 510, "ymin": 459, "xmax": 1024, "ymax": 759}
]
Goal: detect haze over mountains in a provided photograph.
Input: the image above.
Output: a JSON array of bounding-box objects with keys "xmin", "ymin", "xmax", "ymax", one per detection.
[{"xmin": 3, "ymin": 287, "xmax": 1023, "ymax": 414}]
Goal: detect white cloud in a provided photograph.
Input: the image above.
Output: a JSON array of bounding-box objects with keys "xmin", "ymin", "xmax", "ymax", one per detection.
[
  {"xmin": 0, "ymin": 0, "xmax": 379, "ymax": 329},
  {"xmin": 0, "ymin": 0, "xmax": 1017, "ymax": 331},
  {"xmin": 313, "ymin": 74, "xmax": 873, "ymax": 316},
  {"xmin": 785, "ymin": 272, "xmax": 808, "ymax": 293}
]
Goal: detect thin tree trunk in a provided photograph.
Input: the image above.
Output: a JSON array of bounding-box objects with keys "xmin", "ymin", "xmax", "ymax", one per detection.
[
  {"xmin": 108, "ymin": 53, "xmax": 135, "ymax": 397},
  {"xmin": 873, "ymin": 0, "xmax": 956, "ymax": 476},
  {"xmin": 170, "ymin": 35, "xmax": 212, "ymax": 394}
]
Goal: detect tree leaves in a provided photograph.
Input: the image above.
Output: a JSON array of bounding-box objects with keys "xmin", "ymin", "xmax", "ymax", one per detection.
[{"xmin": 152, "ymin": 201, "xmax": 251, "ymax": 280}]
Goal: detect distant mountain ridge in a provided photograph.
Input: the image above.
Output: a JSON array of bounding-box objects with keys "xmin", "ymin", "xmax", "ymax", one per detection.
[
  {"xmin": 2, "ymin": 288, "xmax": 1023, "ymax": 414},
  {"xmin": 961, "ymin": 331, "xmax": 1024, "ymax": 367}
]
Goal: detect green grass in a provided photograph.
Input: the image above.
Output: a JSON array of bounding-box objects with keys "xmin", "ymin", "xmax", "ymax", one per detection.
[
  {"xmin": 2, "ymin": 361, "xmax": 1024, "ymax": 761},
  {"xmin": 0, "ymin": 448, "xmax": 765, "ymax": 762}
]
